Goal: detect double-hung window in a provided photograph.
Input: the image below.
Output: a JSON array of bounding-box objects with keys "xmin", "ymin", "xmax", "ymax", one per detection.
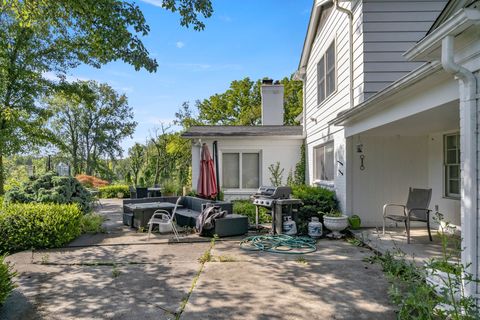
[
  {"xmin": 317, "ymin": 41, "xmax": 336, "ymax": 105},
  {"xmin": 222, "ymin": 152, "xmax": 259, "ymax": 189},
  {"xmin": 313, "ymin": 142, "xmax": 334, "ymax": 182},
  {"xmin": 444, "ymin": 133, "xmax": 460, "ymax": 198}
]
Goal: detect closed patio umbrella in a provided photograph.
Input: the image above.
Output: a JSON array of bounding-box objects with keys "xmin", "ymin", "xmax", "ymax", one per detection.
[{"xmin": 197, "ymin": 143, "xmax": 218, "ymax": 199}]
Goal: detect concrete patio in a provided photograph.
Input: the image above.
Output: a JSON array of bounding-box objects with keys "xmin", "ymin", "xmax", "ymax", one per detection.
[
  {"xmin": 1, "ymin": 199, "xmax": 396, "ymax": 320},
  {"xmin": 351, "ymin": 227, "xmax": 460, "ymax": 265}
]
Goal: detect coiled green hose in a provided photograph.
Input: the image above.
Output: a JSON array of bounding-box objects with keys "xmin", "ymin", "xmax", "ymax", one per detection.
[{"xmin": 240, "ymin": 234, "xmax": 317, "ymax": 254}]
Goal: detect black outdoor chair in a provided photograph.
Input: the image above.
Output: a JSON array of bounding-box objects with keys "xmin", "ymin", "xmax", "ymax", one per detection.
[
  {"xmin": 136, "ymin": 187, "xmax": 148, "ymax": 199},
  {"xmin": 382, "ymin": 187, "xmax": 433, "ymax": 244}
]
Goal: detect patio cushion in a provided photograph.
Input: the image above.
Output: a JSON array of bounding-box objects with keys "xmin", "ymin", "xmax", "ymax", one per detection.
[{"xmin": 175, "ymin": 208, "xmax": 201, "ymax": 228}]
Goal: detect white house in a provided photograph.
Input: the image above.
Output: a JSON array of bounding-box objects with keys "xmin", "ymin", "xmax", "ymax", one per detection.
[
  {"xmin": 296, "ymin": 0, "xmax": 479, "ymax": 299},
  {"xmin": 182, "ymin": 82, "xmax": 304, "ymax": 201}
]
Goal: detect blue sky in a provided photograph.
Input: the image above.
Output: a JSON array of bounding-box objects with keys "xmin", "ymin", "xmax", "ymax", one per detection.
[{"xmin": 68, "ymin": 0, "xmax": 311, "ymax": 154}]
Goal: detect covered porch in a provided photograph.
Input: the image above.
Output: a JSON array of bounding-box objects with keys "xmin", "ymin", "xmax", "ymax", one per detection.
[{"xmin": 345, "ymin": 99, "xmax": 461, "ymax": 234}]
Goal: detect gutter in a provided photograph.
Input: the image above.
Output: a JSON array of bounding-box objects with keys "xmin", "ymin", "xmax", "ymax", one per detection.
[{"xmin": 404, "ymin": 8, "xmax": 480, "ymax": 61}]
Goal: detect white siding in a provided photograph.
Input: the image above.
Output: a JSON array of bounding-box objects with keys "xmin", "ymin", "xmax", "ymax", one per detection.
[
  {"xmin": 191, "ymin": 138, "xmax": 303, "ymax": 201},
  {"xmin": 362, "ymin": 0, "xmax": 447, "ymax": 96}
]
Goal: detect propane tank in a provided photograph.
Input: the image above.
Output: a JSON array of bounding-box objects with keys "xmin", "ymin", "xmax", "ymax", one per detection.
[
  {"xmin": 282, "ymin": 216, "xmax": 297, "ymax": 235},
  {"xmin": 308, "ymin": 217, "xmax": 323, "ymax": 238}
]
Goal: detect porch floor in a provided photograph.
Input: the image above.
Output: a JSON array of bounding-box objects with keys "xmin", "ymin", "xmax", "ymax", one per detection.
[{"xmin": 351, "ymin": 227, "xmax": 460, "ymax": 265}]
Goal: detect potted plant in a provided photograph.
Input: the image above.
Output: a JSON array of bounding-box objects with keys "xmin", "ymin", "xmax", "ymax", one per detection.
[{"xmin": 322, "ymin": 210, "xmax": 349, "ymax": 238}]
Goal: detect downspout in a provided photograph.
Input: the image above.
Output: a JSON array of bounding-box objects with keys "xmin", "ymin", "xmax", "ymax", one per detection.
[
  {"xmin": 333, "ymin": 0, "xmax": 354, "ymax": 108},
  {"xmin": 441, "ymin": 35, "xmax": 479, "ymax": 298}
]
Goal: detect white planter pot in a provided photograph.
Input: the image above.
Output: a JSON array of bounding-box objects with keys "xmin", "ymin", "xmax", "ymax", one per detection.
[{"xmin": 323, "ymin": 216, "xmax": 349, "ymax": 238}]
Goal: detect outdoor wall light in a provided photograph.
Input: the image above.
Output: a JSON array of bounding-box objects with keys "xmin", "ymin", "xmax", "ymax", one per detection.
[{"xmin": 356, "ymin": 144, "xmax": 363, "ymax": 153}]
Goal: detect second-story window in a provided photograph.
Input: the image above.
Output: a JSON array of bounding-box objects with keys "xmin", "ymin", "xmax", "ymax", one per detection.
[{"xmin": 317, "ymin": 41, "xmax": 336, "ymax": 105}]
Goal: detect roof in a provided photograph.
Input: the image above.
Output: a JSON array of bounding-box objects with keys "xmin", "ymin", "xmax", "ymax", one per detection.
[
  {"xmin": 427, "ymin": 0, "xmax": 477, "ymax": 33},
  {"xmin": 297, "ymin": 0, "xmax": 331, "ymax": 77},
  {"xmin": 181, "ymin": 125, "xmax": 304, "ymax": 138}
]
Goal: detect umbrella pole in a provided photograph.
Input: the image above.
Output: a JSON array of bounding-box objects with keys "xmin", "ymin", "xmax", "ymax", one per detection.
[{"xmin": 213, "ymin": 141, "xmax": 220, "ymax": 200}]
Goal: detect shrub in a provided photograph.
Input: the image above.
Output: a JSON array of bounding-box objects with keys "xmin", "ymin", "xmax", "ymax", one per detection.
[
  {"xmin": 80, "ymin": 213, "xmax": 105, "ymax": 234},
  {"xmin": 75, "ymin": 174, "xmax": 109, "ymax": 188},
  {"xmin": 292, "ymin": 185, "xmax": 338, "ymax": 234},
  {"xmin": 0, "ymin": 255, "xmax": 16, "ymax": 305},
  {"xmin": 233, "ymin": 200, "xmax": 271, "ymax": 224},
  {"xmin": 3, "ymin": 172, "xmax": 92, "ymax": 213},
  {"xmin": 0, "ymin": 203, "xmax": 83, "ymax": 254},
  {"xmin": 98, "ymin": 185, "xmax": 129, "ymax": 198}
]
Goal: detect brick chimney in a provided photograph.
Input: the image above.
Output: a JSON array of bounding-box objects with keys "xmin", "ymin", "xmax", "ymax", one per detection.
[{"xmin": 261, "ymin": 79, "xmax": 284, "ymax": 125}]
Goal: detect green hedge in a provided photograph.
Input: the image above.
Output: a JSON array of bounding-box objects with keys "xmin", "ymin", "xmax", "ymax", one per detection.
[
  {"xmin": 292, "ymin": 185, "xmax": 338, "ymax": 234},
  {"xmin": 233, "ymin": 200, "xmax": 271, "ymax": 224},
  {"xmin": 0, "ymin": 203, "xmax": 83, "ymax": 254},
  {"xmin": 98, "ymin": 185, "xmax": 130, "ymax": 199},
  {"xmin": 0, "ymin": 254, "xmax": 16, "ymax": 305}
]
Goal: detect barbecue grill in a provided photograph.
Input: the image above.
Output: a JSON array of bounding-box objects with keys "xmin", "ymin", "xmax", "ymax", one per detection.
[{"xmin": 251, "ymin": 186, "xmax": 303, "ymax": 234}]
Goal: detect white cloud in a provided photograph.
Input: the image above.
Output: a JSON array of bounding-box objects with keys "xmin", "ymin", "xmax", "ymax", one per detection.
[
  {"xmin": 176, "ymin": 41, "xmax": 185, "ymax": 49},
  {"xmin": 218, "ymin": 15, "xmax": 232, "ymax": 22},
  {"xmin": 139, "ymin": 0, "xmax": 163, "ymax": 7},
  {"xmin": 163, "ymin": 63, "xmax": 243, "ymax": 72}
]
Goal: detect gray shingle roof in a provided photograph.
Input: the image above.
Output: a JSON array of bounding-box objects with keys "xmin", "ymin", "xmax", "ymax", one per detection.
[{"xmin": 181, "ymin": 125, "xmax": 303, "ymax": 138}]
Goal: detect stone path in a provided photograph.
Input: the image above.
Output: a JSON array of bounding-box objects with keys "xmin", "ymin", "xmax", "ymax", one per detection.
[{"xmin": 1, "ymin": 199, "xmax": 396, "ymax": 320}]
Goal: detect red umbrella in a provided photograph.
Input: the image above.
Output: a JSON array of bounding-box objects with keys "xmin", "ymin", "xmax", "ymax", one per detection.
[{"xmin": 197, "ymin": 143, "xmax": 218, "ymax": 199}]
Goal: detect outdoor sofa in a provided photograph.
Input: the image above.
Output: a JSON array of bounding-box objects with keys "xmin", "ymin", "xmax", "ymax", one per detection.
[{"xmin": 122, "ymin": 196, "xmax": 247, "ymax": 237}]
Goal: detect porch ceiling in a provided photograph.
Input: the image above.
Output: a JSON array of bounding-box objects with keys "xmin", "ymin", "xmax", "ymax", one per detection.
[{"xmin": 360, "ymin": 100, "xmax": 459, "ymax": 137}]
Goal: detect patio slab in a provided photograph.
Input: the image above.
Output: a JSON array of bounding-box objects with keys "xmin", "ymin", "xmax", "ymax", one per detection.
[
  {"xmin": 1, "ymin": 199, "xmax": 396, "ymax": 319},
  {"xmin": 182, "ymin": 240, "xmax": 395, "ymax": 320}
]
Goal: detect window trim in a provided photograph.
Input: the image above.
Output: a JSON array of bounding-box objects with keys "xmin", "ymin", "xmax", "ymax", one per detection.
[
  {"xmin": 313, "ymin": 141, "xmax": 335, "ymax": 184},
  {"xmin": 443, "ymin": 132, "xmax": 460, "ymax": 199},
  {"xmin": 317, "ymin": 40, "xmax": 337, "ymax": 107},
  {"xmin": 221, "ymin": 150, "xmax": 261, "ymax": 190}
]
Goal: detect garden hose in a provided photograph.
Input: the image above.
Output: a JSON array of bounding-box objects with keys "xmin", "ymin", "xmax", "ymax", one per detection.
[{"xmin": 240, "ymin": 234, "xmax": 317, "ymax": 254}]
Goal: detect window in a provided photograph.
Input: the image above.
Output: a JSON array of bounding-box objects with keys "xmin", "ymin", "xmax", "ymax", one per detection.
[
  {"xmin": 313, "ymin": 142, "xmax": 334, "ymax": 181},
  {"xmin": 222, "ymin": 152, "xmax": 259, "ymax": 189},
  {"xmin": 444, "ymin": 133, "xmax": 460, "ymax": 198},
  {"xmin": 317, "ymin": 41, "xmax": 336, "ymax": 105}
]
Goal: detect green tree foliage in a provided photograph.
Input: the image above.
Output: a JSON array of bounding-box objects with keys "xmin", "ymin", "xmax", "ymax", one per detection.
[
  {"xmin": 128, "ymin": 143, "xmax": 145, "ymax": 186},
  {"xmin": 192, "ymin": 75, "xmax": 303, "ymax": 126},
  {"xmin": 0, "ymin": 0, "xmax": 213, "ymax": 194},
  {"xmin": 49, "ymin": 81, "xmax": 137, "ymax": 176}
]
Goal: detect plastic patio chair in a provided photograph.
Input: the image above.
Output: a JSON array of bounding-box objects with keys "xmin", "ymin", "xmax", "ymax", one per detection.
[
  {"xmin": 382, "ymin": 187, "xmax": 433, "ymax": 244},
  {"xmin": 147, "ymin": 197, "xmax": 182, "ymax": 242}
]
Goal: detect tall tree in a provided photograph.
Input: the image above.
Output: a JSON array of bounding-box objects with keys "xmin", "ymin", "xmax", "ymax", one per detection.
[
  {"xmin": 49, "ymin": 81, "xmax": 137, "ymax": 176},
  {"xmin": 193, "ymin": 75, "xmax": 302, "ymax": 126},
  {"xmin": 129, "ymin": 143, "xmax": 145, "ymax": 186},
  {"xmin": 0, "ymin": 0, "xmax": 213, "ymax": 193}
]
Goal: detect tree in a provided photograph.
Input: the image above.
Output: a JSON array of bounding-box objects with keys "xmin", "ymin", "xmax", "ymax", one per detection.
[
  {"xmin": 129, "ymin": 143, "xmax": 145, "ymax": 186},
  {"xmin": 193, "ymin": 75, "xmax": 302, "ymax": 126},
  {"xmin": 0, "ymin": 0, "xmax": 213, "ymax": 194},
  {"xmin": 49, "ymin": 81, "xmax": 136, "ymax": 177}
]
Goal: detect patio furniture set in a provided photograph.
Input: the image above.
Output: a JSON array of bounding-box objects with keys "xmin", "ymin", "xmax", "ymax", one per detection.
[{"xmin": 122, "ymin": 195, "xmax": 248, "ymax": 239}]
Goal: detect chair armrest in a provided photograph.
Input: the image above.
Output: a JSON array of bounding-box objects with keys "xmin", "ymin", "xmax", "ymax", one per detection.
[
  {"xmin": 383, "ymin": 204, "xmax": 406, "ymax": 217},
  {"xmin": 407, "ymin": 208, "xmax": 431, "ymax": 216}
]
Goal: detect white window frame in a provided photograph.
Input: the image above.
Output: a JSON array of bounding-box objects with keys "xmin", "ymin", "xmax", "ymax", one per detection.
[
  {"xmin": 221, "ymin": 150, "xmax": 261, "ymax": 190},
  {"xmin": 313, "ymin": 141, "xmax": 335, "ymax": 183},
  {"xmin": 444, "ymin": 132, "xmax": 460, "ymax": 199},
  {"xmin": 317, "ymin": 41, "xmax": 336, "ymax": 106}
]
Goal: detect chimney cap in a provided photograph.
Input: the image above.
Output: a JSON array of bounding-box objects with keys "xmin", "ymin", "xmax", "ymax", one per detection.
[{"xmin": 262, "ymin": 78, "xmax": 273, "ymax": 85}]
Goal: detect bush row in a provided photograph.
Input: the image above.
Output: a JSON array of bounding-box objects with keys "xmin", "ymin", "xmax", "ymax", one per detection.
[
  {"xmin": 292, "ymin": 185, "xmax": 338, "ymax": 234},
  {"xmin": 98, "ymin": 185, "xmax": 130, "ymax": 198},
  {"xmin": 0, "ymin": 203, "xmax": 83, "ymax": 254},
  {"xmin": 0, "ymin": 255, "xmax": 16, "ymax": 305},
  {"xmin": 233, "ymin": 200, "xmax": 271, "ymax": 224}
]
